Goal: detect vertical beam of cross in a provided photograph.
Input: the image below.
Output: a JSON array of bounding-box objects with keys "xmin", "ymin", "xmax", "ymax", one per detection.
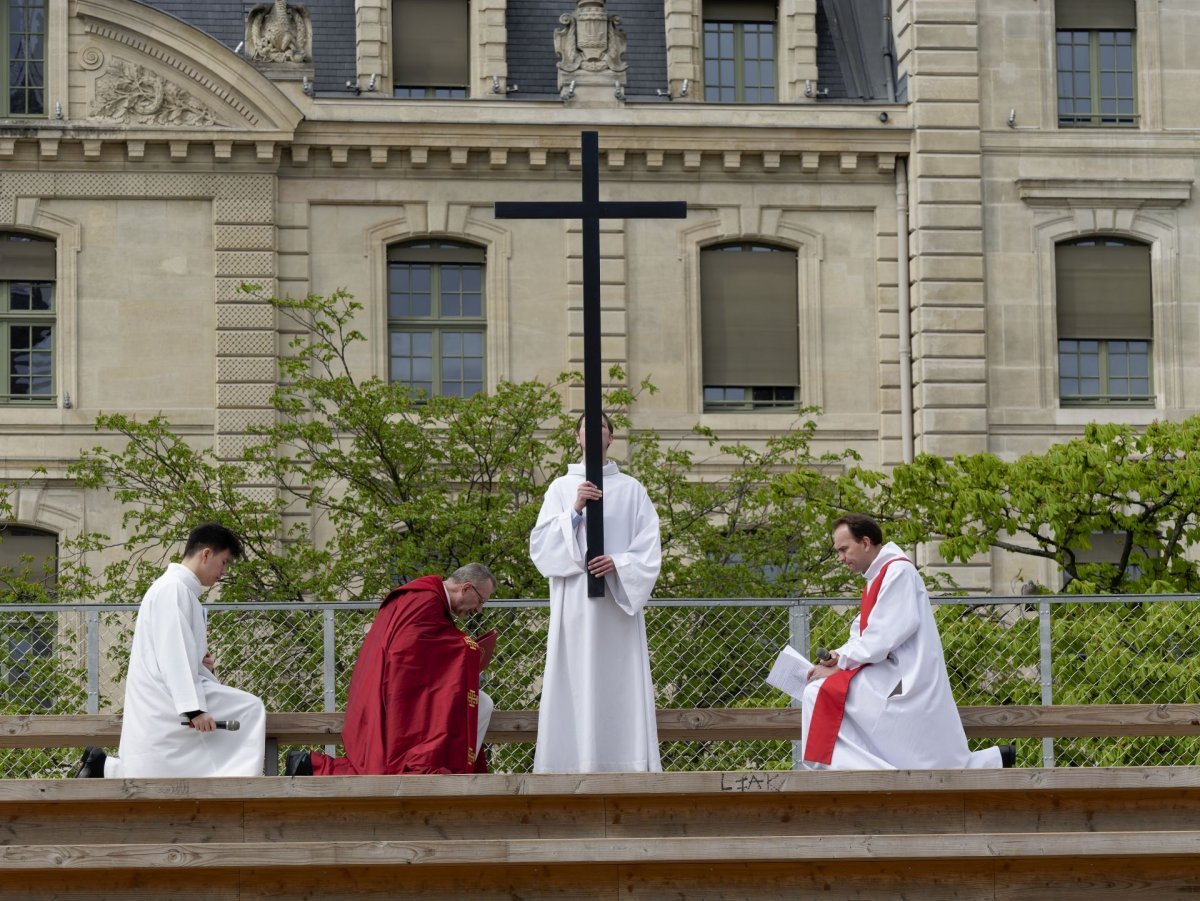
[{"xmin": 496, "ymin": 131, "xmax": 687, "ymax": 595}]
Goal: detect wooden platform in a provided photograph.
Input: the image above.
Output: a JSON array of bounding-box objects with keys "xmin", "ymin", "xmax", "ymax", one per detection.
[{"xmin": 3, "ymin": 768, "xmax": 1200, "ymax": 899}]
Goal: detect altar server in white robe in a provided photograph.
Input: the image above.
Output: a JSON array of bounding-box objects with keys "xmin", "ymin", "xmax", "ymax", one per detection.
[
  {"xmin": 800, "ymin": 513, "xmax": 1010, "ymax": 770},
  {"xmin": 76, "ymin": 523, "xmax": 266, "ymax": 778},
  {"xmin": 530, "ymin": 412, "xmax": 662, "ymax": 773}
]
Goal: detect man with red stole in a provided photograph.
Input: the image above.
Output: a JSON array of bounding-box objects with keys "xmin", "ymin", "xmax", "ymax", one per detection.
[
  {"xmin": 801, "ymin": 514, "xmax": 1013, "ymax": 770},
  {"xmin": 287, "ymin": 563, "xmax": 497, "ymax": 776}
]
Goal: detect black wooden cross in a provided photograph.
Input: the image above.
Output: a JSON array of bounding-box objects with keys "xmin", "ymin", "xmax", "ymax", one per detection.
[{"xmin": 496, "ymin": 131, "xmax": 687, "ymax": 596}]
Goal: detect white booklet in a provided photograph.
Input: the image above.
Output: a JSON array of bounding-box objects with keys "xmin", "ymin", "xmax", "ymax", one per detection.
[{"xmin": 765, "ymin": 645, "xmax": 815, "ymax": 700}]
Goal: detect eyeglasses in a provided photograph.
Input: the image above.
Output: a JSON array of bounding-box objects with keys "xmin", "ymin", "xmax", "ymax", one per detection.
[{"xmin": 464, "ymin": 583, "xmax": 486, "ymax": 608}]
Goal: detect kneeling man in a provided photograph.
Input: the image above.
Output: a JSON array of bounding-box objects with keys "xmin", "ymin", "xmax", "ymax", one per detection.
[
  {"xmin": 801, "ymin": 514, "xmax": 1012, "ymax": 770},
  {"xmin": 288, "ymin": 564, "xmax": 497, "ymax": 776},
  {"xmin": 77, "ymin": 523, "xmax": 266, "ymax": 778}
]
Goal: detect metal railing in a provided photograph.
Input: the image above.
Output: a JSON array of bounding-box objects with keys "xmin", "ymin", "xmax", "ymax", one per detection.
[{"xmin": 2, "ymin": 594, "xmax": 1198, "ymax": 777}]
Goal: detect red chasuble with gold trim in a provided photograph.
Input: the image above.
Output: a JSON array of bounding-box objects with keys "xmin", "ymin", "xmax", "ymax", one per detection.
[
  {"xmin": 803, "ymin": 558, "xmax": 909, "ymax": 765},
  {"xmin": 310, "ymin": 575, "xmax": 486, "ymax": 775}
]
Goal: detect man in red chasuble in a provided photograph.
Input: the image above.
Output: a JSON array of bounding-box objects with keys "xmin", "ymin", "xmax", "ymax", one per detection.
[{"xmin": 287, "ymin": 563, "xmax": 497, "ymax": 776}]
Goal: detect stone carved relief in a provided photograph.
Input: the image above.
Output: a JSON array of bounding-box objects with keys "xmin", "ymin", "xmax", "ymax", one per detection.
[
  {"xmin": 91, "ymin": 58, "xmax": 222, "ymax": 126},
  {"xmin": 247, "ymin": 0, "xmax": 312, "ymax": 64},
  {"xmin": 554, "ymin": 0, "xmax": 627, "ymax": 100}
]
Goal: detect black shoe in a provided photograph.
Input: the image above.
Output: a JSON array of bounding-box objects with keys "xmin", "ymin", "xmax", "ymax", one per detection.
[
  {"xmin": 999, "ymin": 743, "xmax": 1016, "ymax": 768},
  {"xmin": 75, "ymin": 746, "xmax": 106, "ymax": 778},
  {"xmin": 285, "ymin": 749, "xmax": 312, "ymax": 776}
]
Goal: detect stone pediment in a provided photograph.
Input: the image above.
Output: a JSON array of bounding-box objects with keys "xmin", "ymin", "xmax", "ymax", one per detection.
[{"xmin": 74, "ymin": 0, "xmax": 303, "ymax": 136}]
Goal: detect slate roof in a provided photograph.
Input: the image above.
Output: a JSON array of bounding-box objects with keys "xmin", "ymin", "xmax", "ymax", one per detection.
[
  {"xmin": 136, "ymin": 0, "xmax": 356, "ymax": 95},
  {"xmin": 134, "ymin": 0, "xmax": 882, "ymax": 104},
  {"xmin": 506, "ymin": 0, "xmax": 669, "ymax": 100}
]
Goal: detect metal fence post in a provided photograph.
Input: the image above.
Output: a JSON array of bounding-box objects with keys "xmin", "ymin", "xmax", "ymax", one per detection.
[
  {"xmin": 323, "ymin": 608, "xmax": 337, "ymax": 755},
  {"xmin": 1039, "ymin": 599, "xmax": 1055, "ymax": 767},
  {"xmin": 788, "ymin": 600, "xmax": 811, "ymax": 770},
  {"xmin": 86, "ymin": 610, "xmax": 100, "ymax": 714}
]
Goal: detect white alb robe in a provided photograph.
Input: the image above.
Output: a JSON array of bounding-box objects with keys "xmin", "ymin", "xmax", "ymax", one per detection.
[
  {"xmin": 530, "ymin": 461, "xmax": 662, "ymax": 773},
  {"xmin": 801, "ymin": 543, "xmax": 1002, "ymax": 770},
  {"xmin": 106, "ymin": 563, "xmax": 266, "ymax": 778}
]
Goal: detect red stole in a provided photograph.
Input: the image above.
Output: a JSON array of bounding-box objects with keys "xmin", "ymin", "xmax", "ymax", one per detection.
[{"xmin": 802, "ymin": 557, "xmax": 909, "ymax": 765}]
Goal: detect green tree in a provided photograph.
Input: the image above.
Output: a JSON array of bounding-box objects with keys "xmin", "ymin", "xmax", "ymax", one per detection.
[{"xmin": 885, "ymin": 418, "xmax": 1200, "ymax": 593}]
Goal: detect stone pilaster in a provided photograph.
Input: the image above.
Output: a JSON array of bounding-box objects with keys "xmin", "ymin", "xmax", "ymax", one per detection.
[
  {"xmin": 355, "ymin": 0, "xmax": 388, "ymax": 92},
  {"xmin": 904, "ymin": 0, "xmax": 986, "ymax": 458},
  {"xmin": 474, "ymin": 0, "xmax": 511, "ymax": 98},
  {"xmin": 663, "ymin": 0, "xmax": 700, "ymax": 101},
  {"xmin": 780, "ymin": 0, "xmax": 820, "ymax": 102}
]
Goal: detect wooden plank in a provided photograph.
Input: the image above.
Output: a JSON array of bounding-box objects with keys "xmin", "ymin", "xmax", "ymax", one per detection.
[
  {"xmin": 4, "ymin": 832, "xmax": 1200, "ymax": 870},
  {"xmin": 959, "ymin": 704, "xmax": 1200, "ymax": 738},
  {"xmin": 4, "ymin": 704, "xmax": 1197, "ymax": 749},
  {"xmin": 6, "ymin": 767, "xmax": 1200, "ymax": 802},
  {"xmin": 241, "ymin": 796, "xmax": 610, "ymax": 842},
  {"xmin": 3, "ymin": 858, "xmax": 1196, "ymax": 901}
]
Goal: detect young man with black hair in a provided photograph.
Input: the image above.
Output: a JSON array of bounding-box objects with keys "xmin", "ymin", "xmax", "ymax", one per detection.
[{"xmin": 77, "ymin": 522, "xmax": 266, "ymax": 778}]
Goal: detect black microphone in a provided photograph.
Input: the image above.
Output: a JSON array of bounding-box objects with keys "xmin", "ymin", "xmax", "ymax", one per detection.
[
  {"xmin": 180, "ymin": 719, "xmax": 241, "ymax": 731},
  {"xmin": 814, "ymin": 647, "xmax": 833, "ymax": 664}
]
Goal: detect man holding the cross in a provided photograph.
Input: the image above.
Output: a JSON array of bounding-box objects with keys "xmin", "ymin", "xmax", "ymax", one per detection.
[
  {"xmin": 496, "ymin": 131, "xmax": 681, "ymax": 771},
  {"xmin": 530, "ymin": 412, "xmax": 662, "ymax": 772},
  {"xmin": 801, "ymin": 513, "xmax": 1012, "ymax": 770}
]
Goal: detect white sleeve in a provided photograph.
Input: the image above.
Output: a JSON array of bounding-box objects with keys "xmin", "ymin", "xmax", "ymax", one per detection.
[
  {"xmin": 529, "ymin": 479, "xmax": 588, "ymax": 579},
  {"xmin": 605, "ymin": 486, "xmax": 662, "ymax": 616},
  {"xmin": 836, "ymin": 564, "xmax": 921, "ymax": 666},
  {"xmin": 146, "ymin": 586, "xmax": 207, "ymax": 714}
]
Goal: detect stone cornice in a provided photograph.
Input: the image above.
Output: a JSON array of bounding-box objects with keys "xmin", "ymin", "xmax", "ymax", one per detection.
[
  {"xmin": 1017, "ymin": 178, "xmax": 1193, "ymax": 208},
  {"xmin": 0, "ymin": 118, "xmax": 911, "ymax": 172}
]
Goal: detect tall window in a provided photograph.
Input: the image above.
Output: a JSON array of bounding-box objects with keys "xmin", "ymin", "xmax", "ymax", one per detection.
[
  {"xmin": 703, "ymin": 1, "xmax": 776, "ymax": 102},
  {"xmin": 0, "ymin": 232, "xmax": 55, "ymax": 405},
  {"xmin": 1055, "ymin": 0, "xmax": 1136, "ymax": 127},
  {"xmin": 388, "ymin": 240, "xmax": 485, "ymax": 398},
  {"xmin": 392, "ymin": 0, "xmax": 469, "ymax": 98},
  {"xmin": 2, "ymin": 0, "xmax": 45, "ymax": 117},
  {"xmin": 701, "ymin": 243, "xmax": 798, "ymax": 411},
  {"xmin": 0, "ymin": 524, "xmax": 56, "ymax": 696},
  {"xmin": 1056, "ymin": 237, "xmax": 1152, "ymax": 406}
]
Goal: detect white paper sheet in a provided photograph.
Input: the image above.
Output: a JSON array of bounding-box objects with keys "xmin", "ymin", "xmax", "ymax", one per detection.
[{"xmin": 765, "ymin": 645, "xmax": 815, "ymax": 699}]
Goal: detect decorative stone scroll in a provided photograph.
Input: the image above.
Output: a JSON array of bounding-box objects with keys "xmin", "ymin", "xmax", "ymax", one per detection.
[
  {"xmin": 554, "ymin": 0, "xmax": 628, "ymax": 103},
  {"xmin": 247, "ymin": 0, "xmax": 312, "ymax": 64},
  {"xmin": 90, "ymin": 58, "xmax": 221, "ymax": 126}
]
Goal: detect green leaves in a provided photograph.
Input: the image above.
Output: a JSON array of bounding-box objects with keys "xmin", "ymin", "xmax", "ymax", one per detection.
[{"xmin": 887, "ymin": 417, "xmax": 1200, "ymax": 593}]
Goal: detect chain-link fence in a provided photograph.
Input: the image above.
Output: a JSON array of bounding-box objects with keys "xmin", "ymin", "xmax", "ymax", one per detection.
[{"xmin": 3, "ymin": 595, "xmax": 1198, "ymax": 777}]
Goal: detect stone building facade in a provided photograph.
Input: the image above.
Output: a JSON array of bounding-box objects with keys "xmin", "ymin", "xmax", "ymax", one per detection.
[{"xmin": 0, "ymin": 0, "xmax": 1195, "ymax": 592}]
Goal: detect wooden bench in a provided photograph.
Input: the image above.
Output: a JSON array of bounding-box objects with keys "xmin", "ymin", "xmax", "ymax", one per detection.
[
  {"xmin": 3, "ymin": 704, "xmax": 1198, "ymax": 773},
  {"xmin": 4, "ymin": 768, "xmax": 1200, "ymax": 898}
]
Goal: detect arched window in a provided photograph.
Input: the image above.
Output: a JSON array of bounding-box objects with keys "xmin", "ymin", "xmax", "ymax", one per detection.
[
  {"xmin": 1, "ymin": 524, "xmax": 57, "ymax": 695},
  {"xmin": 1055, "ymin": 236, "xmax": 1152, "ymax": 405},
  {"xmin": 0, "ymin": 232, "xmax": 56, "ymax": 405},
  {"xmin": 387, "ymin": 239, "xmax": 486, "ymax": 398},
  {"xmin": 700, "ymin": 242, "xmax": 798, "ymax": 411}
]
